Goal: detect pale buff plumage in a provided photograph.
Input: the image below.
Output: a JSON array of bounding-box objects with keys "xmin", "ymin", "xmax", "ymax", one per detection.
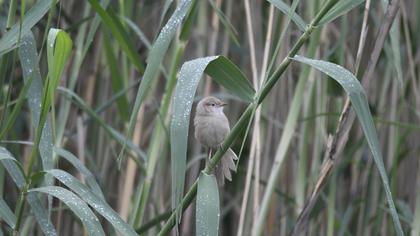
[{"xmin": 194, "ymin": 96, "xmax": 238, "ymax": 185}]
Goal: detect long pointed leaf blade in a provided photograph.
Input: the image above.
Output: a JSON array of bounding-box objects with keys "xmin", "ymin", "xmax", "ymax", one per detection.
[
  {"xmin": 267, "ymin": 0, "xmax": 307, "ymax": 31},
  {"xmin": 45, "ymin": 169, "xmax": 137, "ymax": 236},
  {"xmin": 53, "ymin": 147, "xmax": 105, "ymax": 200},
  {"xmin": 0, "ymin": 197, "xmax": 16, "ymax": 228},
  {"xmin": 196, "ymin": 172, "xmax": 220, "ymax": 236},
  {"xmin": 87, "ymin": 0, "xmax": 145, "ymax": 73},
  {"xmin": 26, "ymin": 193, "xmax": 58, "ymax": 236},
  {"xmin": 0, "ymin": 146, "xmax": 24, "ymax": 177},
  {"xmin": 29, "ymin": 186, "xmax": 105, "ymax": 236},
  {"xmin": 19, "ymin": 33, "xmax": 55, "ymax": 180},
  {"xmin": 103, "ymin": 34, "xmax": 130, "ymax": 121},
  {"xmin": 47, "ymin": 29, "xmax": 73, "ymax": 92},
  {"xmin": 208, "ymin": 0, "xmax": 239, "ymax": 44},
  {"xmin": 0, "ymin": 0, "xmax": 58, "ymax": 56},
  {"xmin": 0, "ymin": 147, "xmax": 57, "ymax": 235},
  {"xmin": 205, "ymin": 57, "xmax": 255, "ymax": 103},
  {"xmin": 318, "ymin": 0, "xmax": 365, "ymax": 25},
  {"xmin": 291, "ymin": 55, "xmax": 404, "ymax": 236}
]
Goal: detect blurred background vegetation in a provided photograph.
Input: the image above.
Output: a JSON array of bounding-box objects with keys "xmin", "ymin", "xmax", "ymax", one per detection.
[{"xmin": 0, "ymin": 0, "xmax": 419, "ymax": 235}]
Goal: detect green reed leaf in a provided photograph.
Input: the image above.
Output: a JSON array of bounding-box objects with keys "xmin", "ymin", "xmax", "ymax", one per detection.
[{"xmin": 292, "ymin": 55, "xmax": 404, "ymax": 236}]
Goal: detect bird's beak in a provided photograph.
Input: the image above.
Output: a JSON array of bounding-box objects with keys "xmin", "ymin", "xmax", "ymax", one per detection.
[{"xmin": 221, "ymin": 102, "xmax": 227, "ymax": 106}]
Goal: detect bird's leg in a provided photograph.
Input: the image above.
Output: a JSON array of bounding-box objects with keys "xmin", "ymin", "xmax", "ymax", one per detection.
[{"xmin": 204, "ymin": 148, "xmax": 212, "ymax": 166}]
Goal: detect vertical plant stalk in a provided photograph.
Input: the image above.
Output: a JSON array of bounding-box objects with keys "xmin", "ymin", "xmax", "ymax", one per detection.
[
  {"xmin": 243, "ymin": 0, "xmax": 261, "ymax": 229},
  {"xmin": 291, "ymin": 0, "xmax": 403, "ymax": 235},
  {"xmin": 119, "ymin": 105, "xmax": 145, "ymax": 221},
  {"xmin": 244, "ymin": 0, "xmax": 259, "ymax": 83},
  {"xmin": 204, "ymin": 0, "xmax": 220, "ymax": 96},
  {"xmin": 157, "ymin": 1, "xmax": 339, "ymax": 235}
]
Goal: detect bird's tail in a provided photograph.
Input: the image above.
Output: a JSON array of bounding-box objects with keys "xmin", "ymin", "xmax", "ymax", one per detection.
[{"xmin": 215, "ymin": 148, "xmax": 238, "ymax": 186}]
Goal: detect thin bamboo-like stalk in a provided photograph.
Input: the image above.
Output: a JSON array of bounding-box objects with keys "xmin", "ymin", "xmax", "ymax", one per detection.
[
  {"xmin": 244, "ymin": 0, "xmax": 259, "ymax": 84},
  {"xmin": 241, "ymin": 7, "xmax": 277, "ymax": 234},
  {"xmin": 204, "ymin": 0, "xmax": 220, "ymax": 96},
  {"xmin": 243, "ymin": 0, "xmax": 263, "ymax": 230},
  {"xmin": 119, "ymin": 104, "xmax": 145, "ymax": 220}
]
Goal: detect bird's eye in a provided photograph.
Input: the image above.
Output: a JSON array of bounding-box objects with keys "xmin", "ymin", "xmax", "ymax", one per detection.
[{"xmin": 211, "ymin": 103, "xmax": 215, "ymax": 106}]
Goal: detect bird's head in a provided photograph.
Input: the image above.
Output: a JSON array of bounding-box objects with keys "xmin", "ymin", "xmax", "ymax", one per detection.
[{"xmin": 196, "ymin": 96, "xmax": 227, "ymax": 116}]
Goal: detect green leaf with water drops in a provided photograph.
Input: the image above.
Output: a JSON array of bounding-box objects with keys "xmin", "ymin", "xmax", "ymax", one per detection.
[
  {"xmin": 171, "ymin": 55, "xmax": 253, "ymax": 226},
  {"xmin": 291, "ymin": 55, "xmax": 404, "ymax": 236},
  {"xmin": 19, "ymin": 33, "xmax": 56, "ymax": 186},
  {"xmin": 29, "ymin": 186, "xmax": 105, "ymax": 236},
  {"xmin": 0, "ymin": 197, "xmax": 16, "ymax": 229},
  {"xmin": 0, "ymin": 147, "xmax": 24, "ymax": 174},
  {"xmin": 45, "ymin": 169, "xmax": 137, "ymax": 236},
  {"xmin": 196, "ymin": 172, "xmax": 220, "ymax": 236},
  {"xmin": 53, "ymin": 147, "xmax": 105, "ymax": 200},
  {"xmin": 46, "ymin": 29, "xmax": 72, "ymax": 111},
  {"xmin": 35, "ymin": 28, "xmax": 72, "ymax": 169},
  {"xmin": 0, "ymin": 146, "xmax": 57, "ymax": 235},
  {"xmin": 0, "ymin": 0, "xmax": 58, "ymax": 56}
]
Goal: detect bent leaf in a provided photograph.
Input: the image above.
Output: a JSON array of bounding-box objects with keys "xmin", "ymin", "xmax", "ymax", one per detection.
[
  {"xmin": 30, "ymin": 186, "xmax": 105, "ymax": 236},
  {"xmin": 0, "ymin": 146, "xmax": 57, "ymax": 235},
  {"xmin": 0, "ymin": 0, "xmax": 58, "ymax": 56},
  {"xmin": 291, "ymin": 55, "xmax": 403, "ymax": 236},
  {"xmin": 19, "ymin": 33, "xmax": 55, "ymax": 186},
  {"xmin": 45, "ymin": 169, "xmax": 137, "ymax": 236},
  {"xmin": 53, "ymin": 147, "xmax": 105, "ymax": 200},
  {"xmin": 0, "ymin": 197, "xmax": 16, "ymax": 228},
  {"xmin": 87, "ymin": 0, "xmax": 145, "ymax": 73},
  {"xmin": 267, "ymin": 0, "xmax": 307, "ymax": 31},
  {"xmin": 318, "ymin": 0, "xmax": 365, "ymax": 25}
]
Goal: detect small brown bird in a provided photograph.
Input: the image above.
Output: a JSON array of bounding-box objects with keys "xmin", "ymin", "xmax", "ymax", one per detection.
[{"xmin": 194, "ymin": 96, "xmax": 238, "ymax": 185}]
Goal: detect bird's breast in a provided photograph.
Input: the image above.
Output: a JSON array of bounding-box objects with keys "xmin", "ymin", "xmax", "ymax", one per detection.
[{"xmin": 194, "ymin": 114, "xmax": 230, "ymax": 148}]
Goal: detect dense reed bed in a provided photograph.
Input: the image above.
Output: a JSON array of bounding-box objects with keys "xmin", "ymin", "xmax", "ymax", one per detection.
[{"xmin": 0, "ymin": 0, "xmax": 419, "ymax": 235}]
